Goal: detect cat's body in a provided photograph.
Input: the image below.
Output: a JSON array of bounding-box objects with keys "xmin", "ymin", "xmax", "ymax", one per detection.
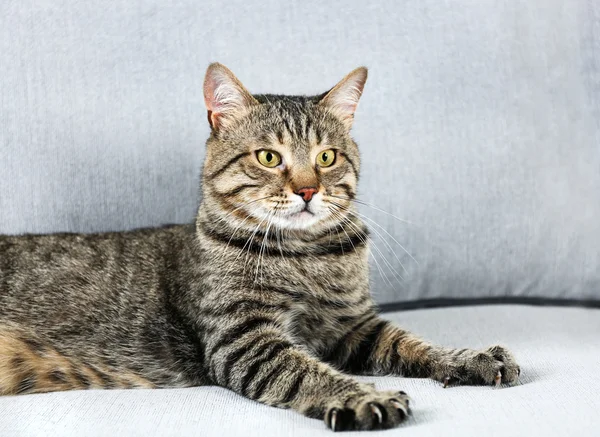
[
  {"xmin": 0, "ymin": 64, "xmax": 519, "ymax": 431},
  {"xmin": 0, "ymin": 225, "xmax": 204, "ymax": 389},
  {"xmin": 0, "ymin": 216, "xmax": 370, "ymax": 389}
]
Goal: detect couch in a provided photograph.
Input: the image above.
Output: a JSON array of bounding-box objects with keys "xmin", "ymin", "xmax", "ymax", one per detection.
[{"xmin": 1, "ymin": 1, "xmax": 599, "ymax": 435}]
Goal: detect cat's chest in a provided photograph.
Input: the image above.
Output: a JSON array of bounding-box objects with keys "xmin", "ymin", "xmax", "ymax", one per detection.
[
  {"xmin": 266, "ymin": 253, "xmax": 370, "ymax": 353},
  {"xmin": 283, "ymin": 301, "xmax": 347, "ymax": 354},
  {"xmin": 213, "ymin": 244, "xmax": 371, "ymax": 353},
  {"xmin": 281, "ymin": 285, "xmax": 371, "ymax": 356}
]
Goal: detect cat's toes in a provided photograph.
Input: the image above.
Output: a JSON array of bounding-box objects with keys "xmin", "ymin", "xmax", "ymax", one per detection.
[
  {"xmin": 437, "ymin": 345, "xmax": 520, "ymax": 387},
  {"xmin": 324, "ymin": 391, "xmax": 410, "ymax": 431},
  {"xmin": 486, "ymin": 345, "xmax": 520, "ymax": 384}
]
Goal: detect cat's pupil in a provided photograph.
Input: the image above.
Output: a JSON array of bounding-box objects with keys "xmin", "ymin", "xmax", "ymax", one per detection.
[
  {"xmin": 266, "ymin": 152, "xmax": 272, "ymax": 162},
  {"xmin": 322, "ymin": 153, "xmax": 328, "ymax": 161}
]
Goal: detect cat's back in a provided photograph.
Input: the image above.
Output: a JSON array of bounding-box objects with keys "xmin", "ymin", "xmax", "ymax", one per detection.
[
  {"xmin": 0, "ymin": 224, "xmax": 195, "ymax": 323},
  {"xmin": 0, "ymin": 224, "xmax": 211, "ymax": 389},
  {"xmin": 0, "ymin": 224, "xmax": 190, "ymax": 276}
]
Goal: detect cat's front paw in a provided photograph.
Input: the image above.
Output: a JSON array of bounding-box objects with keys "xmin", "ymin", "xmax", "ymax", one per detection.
[
  {"xmin": 434, "ymin": 345, "xmax": 520, "ymax": 387},
  {"xmin": 324, "ymin": 390, "xmax": 410, "ymax": 431}
]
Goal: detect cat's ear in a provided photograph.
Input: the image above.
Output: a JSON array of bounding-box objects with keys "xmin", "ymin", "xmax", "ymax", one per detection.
[
  {"xmin": 203, "ymin": 63, "xmax": 258, "ymax": 131},
  {"xmin": 319, "ymin": 67, "xmax": 368, "ymax": 130}
]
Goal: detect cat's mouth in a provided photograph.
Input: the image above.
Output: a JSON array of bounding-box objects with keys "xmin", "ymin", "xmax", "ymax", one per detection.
[
  {"xmin": 259, "ymin": 198, "xmax": 325, "ymax": 230},
  {"xmin": 285, "ymin": 202, "xmax": 315, "ymax": 217},
  {"xmin": 289, "ymin": 209, "xmax": 314, "ymax": 219},
  {"xmin": 280, "ymin": 206, "xmax": 318, "ymax": 228}
]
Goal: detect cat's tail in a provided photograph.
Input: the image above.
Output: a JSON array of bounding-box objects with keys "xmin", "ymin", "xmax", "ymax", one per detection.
[{"xmin": 0, "ymin": 325, "xmax": 154, "ymax": 395}]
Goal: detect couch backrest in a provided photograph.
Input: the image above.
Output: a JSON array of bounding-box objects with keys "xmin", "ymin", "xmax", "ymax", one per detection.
[{"xmin": 2, "ymin": 0, "xmax": 599, "ymax": 305}]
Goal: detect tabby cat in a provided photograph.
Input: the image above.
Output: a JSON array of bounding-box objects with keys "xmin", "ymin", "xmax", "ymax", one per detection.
[{"xmin": 0, "ymin": 63, "xmax": 519, "ymax": 431}]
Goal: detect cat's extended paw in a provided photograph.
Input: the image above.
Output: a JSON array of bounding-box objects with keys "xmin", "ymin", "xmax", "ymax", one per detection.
[
  {"xmin": 324, "ymin": 390, "xmax": 410, "ymax": 431},
  {"xmin": 435, "ymin": 345, "xmax": 520, "ymax": 387}
]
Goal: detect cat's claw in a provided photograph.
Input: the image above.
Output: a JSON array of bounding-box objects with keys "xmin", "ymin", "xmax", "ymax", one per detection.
[
  {"xmin": 390, "ymin": 399, "xmax": 408, "ymax": 417},
  {"xmin": 330, "ymin": 409, "xmax": 338, "ymax": 432},
  {"xmin": 494, "ymin": 370, "xmax": 502, "ymax": 387},
  {"xmin": 436, "ymin": 345, "xmax": 520, "ymax": 388},
  {"xmin": 324, "ymin": 390, "xmax": 409, "ymax": 431},
  {"xmin": 370, "ymin": 403, "xmax": 383, "ymax": 424},
  {"xmin": 443, "ymin": 376, "xmax": 451, "ymax": 388},
  {"xmin": 396, "ymin": 391, "xmax": 412, "ymax": 410}
]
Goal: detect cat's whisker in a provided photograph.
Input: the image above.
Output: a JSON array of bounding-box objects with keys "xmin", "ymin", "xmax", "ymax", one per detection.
[
  {"xmin": 211, "ymin": 196, "xmax": 279, "ymax": 275},
  {"xmin": 346, "ymin": 224, "xmax": 404, "ymax": 288},
  {"xmin": 218, "ymin": 202, "xmax": 272, "ymax": 284},
  {"xmin": 214, "ymin": 195, "xmax": 276, "ymax": 227},
  {"xmin": 327, "ymin": 197, "xmax": 418, "ymax": 267},
  {"xmin": 356, "ymin": 211, "xmax": 417, "ymax": 267},
  {"xmin": 325, "ymin": 209, "xmax": 360, "ymax": 262},
  {"xmin": 329, "ymin": 202, "xmax": 410, "ymax": 275},
  {"xmin": 328, "ymin": 206, "xmax": 406, "ymax": 286},
  {"xmin": 215, "ymin": 198, "xmax": 278, "ymax": 277},
  {"xmin": 236, "ymin": 213, "xmax": 270, "ymax": 281},
  {"xmin": 221, "ymin": 213, "xmax": 254, "ymax": 260},
  {"xmin": 328, "ymin": 194, "xmax": 416, "ymax": 225},
  {"xmin": 327, "ymin": 207, "xmax": 398, "ymax": 288},
  {"xmin": 255, "ymin": 204, "xmax": 279, "ymax": 287},
  {"xmin": 329, "ymin": 204, "xmax": 407, "ymax": 286},
  {"xmin": 331, "ymin": 210, "xmax": 396, "ymax": 289}
]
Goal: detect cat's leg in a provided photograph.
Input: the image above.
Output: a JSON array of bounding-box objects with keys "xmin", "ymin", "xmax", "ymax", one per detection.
[
  {"xmin": 206, "ymin": 324, "xmax": 409, "ymax": 431},
  {"xmin": 0, "ymin": 325, "xmax": 154, "ymax": 395},
  {"xmin": 326, "ymin": 315, "xmax": 520, "ymax": 387}
]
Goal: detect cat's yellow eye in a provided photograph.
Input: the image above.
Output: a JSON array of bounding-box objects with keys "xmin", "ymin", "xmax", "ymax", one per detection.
[
  {"xmin": 257, "ymin": 150, "xmax": 282, "ymax": 168},
  {"xmin": 316, "ymin": 149, "xmax": 336, "ymax": 167}
]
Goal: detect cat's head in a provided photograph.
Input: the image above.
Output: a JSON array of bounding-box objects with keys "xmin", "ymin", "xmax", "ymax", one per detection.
[{"xmin": 201, "ymin": 63, "xmax": 367, "ymax": 235}]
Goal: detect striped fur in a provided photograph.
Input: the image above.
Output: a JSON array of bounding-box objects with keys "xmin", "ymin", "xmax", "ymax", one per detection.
[
  {"xmin": 0, "ymin": 325, "xmax": 154, "ymax": 394},
  {"xmin": 0, "ymin": 64, "xmax": 518, "ymax": 431}
]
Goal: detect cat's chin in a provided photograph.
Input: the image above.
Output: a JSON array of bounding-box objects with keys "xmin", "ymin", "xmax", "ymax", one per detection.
[
  {"xmin": 289, "ymin": 210, "xmax": 314, "ymax": 220},
  {"xmin": 272, "ymin": 211, "xmax": 322, "ymax": 231}
]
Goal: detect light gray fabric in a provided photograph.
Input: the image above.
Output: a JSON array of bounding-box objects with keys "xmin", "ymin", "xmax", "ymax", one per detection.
[
  {"xmin": 1, "ymin": 0, "xmax": 600, "ymax": 304},
  {"xmin": 1, "ymin": 305, "xmax": 598, "ymax": 436}
]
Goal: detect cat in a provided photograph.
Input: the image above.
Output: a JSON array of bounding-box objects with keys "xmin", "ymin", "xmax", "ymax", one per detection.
[{"xmin": 0, "ymin": 63, "xmax": 519, "ymax": 431}]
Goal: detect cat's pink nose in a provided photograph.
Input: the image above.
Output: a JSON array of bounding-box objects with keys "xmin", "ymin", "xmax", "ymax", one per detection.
[{"xmin": 295, "ymin": 187, "xmax": 318, "ymax": 202}]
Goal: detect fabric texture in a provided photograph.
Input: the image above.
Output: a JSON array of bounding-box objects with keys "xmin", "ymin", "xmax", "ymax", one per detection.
[
  {"xmin": 1, "ymin": 305, "xmax": 598, "ymax": 436},
  {"xmin": 1, "ymin": 0, "xmax": 600, "ymax": 305}
]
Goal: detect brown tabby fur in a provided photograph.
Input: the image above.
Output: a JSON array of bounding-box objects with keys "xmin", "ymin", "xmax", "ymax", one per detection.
[{"xmin": 0, "ymin": 63, "xmax": 519, "ymax": 431}]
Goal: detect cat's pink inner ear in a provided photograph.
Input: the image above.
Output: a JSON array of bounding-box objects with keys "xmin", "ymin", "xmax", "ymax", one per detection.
[
  {"xmin": 320, "ymin": 67, "xmax": 368, "ymax": 129},
  {"xmin": 203, "ymin": 63, "xmax": 257, "ymax": 129}
]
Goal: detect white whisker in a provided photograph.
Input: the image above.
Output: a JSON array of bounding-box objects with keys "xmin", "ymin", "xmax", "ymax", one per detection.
[
  {"xmin": 327, "ymin": 208, "xmax": 398, "ymax": 287},
  {"xmin": 328, "ymin": 194, "xmax": 415, "ymax": 225},
  {"xmin": 255, "ymin": 204, "xmax": 278, "ymax": 287},
  {"xmin": 214, "ymin": 195, "xmax": 275, "ymax": 227},
  {"xmin": 327, "ymin": 196, "xmax": 418, "ymax": 266},
  {"xmin": 330, "ymin": 202, "xmax": 412, "ymax": 274}
]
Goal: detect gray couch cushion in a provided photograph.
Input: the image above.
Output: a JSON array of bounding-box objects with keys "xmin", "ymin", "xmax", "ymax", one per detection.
[
  {"xmin": 1, "ymin": 1, "xmax": 599, "ymax": 304},
  {"xmin": 1, "ymin": 305, "xmax": 598, "ymax": 436}
]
